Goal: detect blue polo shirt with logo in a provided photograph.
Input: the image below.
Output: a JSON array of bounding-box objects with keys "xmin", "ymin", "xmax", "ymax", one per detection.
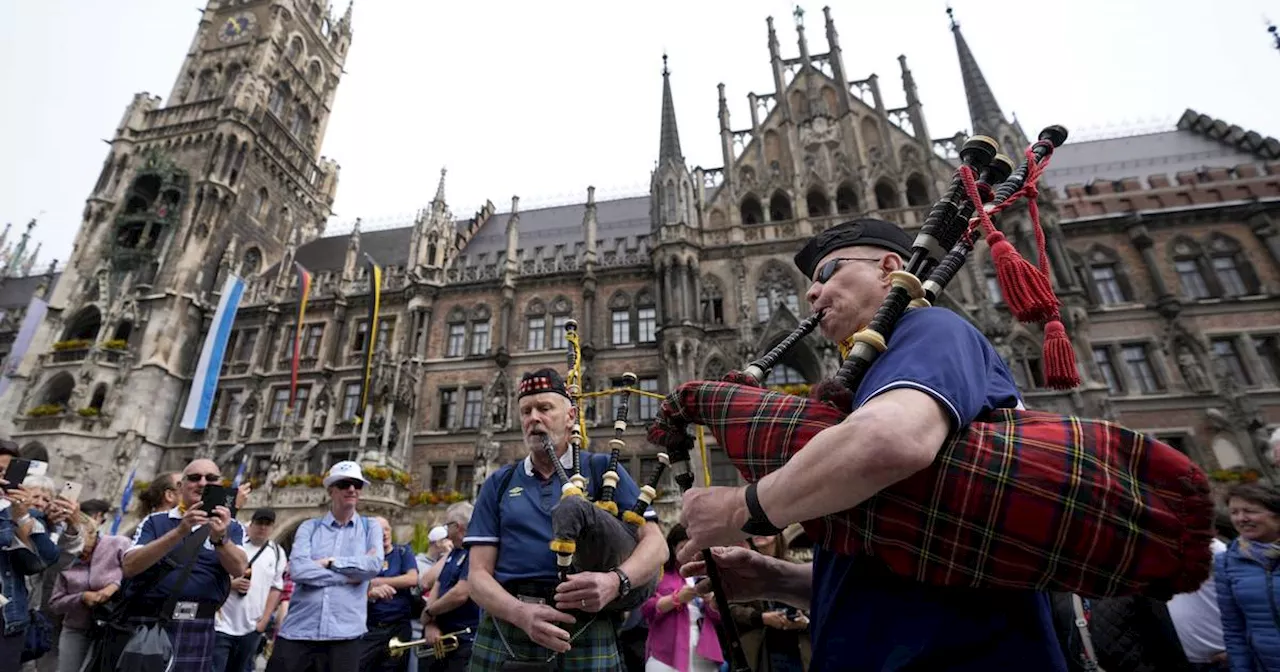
[
  {"xmin": 124, "ymin": 508, "xmax": 245, "ymax": 606},
  {"xmin": 434, "ymin": 547, "xmax": 480, "ymax": 639},
  {"xmin": 368, "ymin": 543, "xmax": 417, "ymax": 626},
  {"xmin": 464, "ymin": 451, "xmax": 656, "ymax": 584},
  {"xmin": 807, "ymin": 307, "xmax": 1066, "ymax": 671}
]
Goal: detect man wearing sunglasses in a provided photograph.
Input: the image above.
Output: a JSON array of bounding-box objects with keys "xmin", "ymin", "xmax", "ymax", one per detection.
[
  {"xmin": 675, "ymin": 218, "xmax": 1066, "ymax": 672},
  {"xmin": 121, "ymin": 458, "xmax": 248, "ymax": 671},
  {"xmin": 268, "ymin": 460, "xmax": 383, "ymax": 672}
]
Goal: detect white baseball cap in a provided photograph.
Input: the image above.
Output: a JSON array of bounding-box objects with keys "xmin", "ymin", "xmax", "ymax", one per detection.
[
  {"xmin": 428, "ymin": 525, "xmax": 448, "ymax": 543},
  {"xmin": 323, "ymin": 461, "xmax": 370, "ymax": 488}
]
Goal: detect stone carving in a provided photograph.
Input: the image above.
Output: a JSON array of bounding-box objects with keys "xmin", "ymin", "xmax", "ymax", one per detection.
[
  {"xmin": 490, "ymin": 382, "xmax": 508, "ymax": 430},
  {"xmin": 311, "ymin": 386, "xmax": 329, "ymax": 431},
  {"xmin": 799, "ymin": 115, "xmax": 840, "ymax": 148},
  {"xmin": 1176, "ymin": 344, "xmax": 1213, "ymax": 393},
  {"xmin": 239, "ymin": 389, "xmax": 259, "ymax": 438}
]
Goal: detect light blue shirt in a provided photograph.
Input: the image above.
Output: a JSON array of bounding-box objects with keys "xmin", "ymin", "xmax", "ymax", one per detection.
[{"xmin": 278, "ymin": 512, "xmax": 384, "ymax": 641}]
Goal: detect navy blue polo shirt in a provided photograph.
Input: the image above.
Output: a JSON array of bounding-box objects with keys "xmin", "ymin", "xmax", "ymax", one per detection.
[
  {"xmin": 433, "ymin": 547, "xmax": 480, "ymax": 639},
  {"xmin": 368, "ymin": 544, "xmax": 417, "ymax": 625},
  {"xmin": 808, "ymin": 308, "xmax": 1067, "ymax": 672},
  {"xmin": 464, "ymin": 450, "xmax": 656, "ymax": 584},
  {"xmin": 124, "ymin": 508, "xmax": 246, "ymax": 606}
]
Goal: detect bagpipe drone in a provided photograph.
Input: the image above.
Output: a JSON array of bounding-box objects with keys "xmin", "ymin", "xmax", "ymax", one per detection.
[{"xmin": 647, "ymin": 127, "xmax": 1216, "ymax": 608}]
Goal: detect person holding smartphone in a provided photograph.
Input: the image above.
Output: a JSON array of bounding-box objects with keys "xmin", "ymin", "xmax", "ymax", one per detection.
[
  {"xmin": 120, "ymin": 458, "xmax": 248, "ymax": 671},
  {"xmin": 0, "ymin": 439, "xmax": 61, "ymax": 669}
]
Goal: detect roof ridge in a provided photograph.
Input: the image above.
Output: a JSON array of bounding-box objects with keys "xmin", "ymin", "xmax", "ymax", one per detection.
[{"xmin": 1177, "ymin": 108, "xmax": 1280, "ymax": 160}]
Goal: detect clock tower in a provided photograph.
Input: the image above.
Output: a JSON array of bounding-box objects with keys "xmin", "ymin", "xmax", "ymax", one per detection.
[{"xmin": 0, "ymin": 0, "xmax": 353, "ymax": 499}]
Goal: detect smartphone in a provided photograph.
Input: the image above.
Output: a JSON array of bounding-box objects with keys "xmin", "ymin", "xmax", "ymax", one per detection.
[
  {"xmin": 28, "ymin": 460, "xmax": 48, "ymax": 478},
  {"xmin": 200, "ymin": 484, "xmax": 237, "ymax": 518},
  {"xmin": 60, "ymin": 481, "xmax": 84, "ymax": 504},
  {"xmin": 4, "ymin": 459, "xmax": 32, "ymax": 488}
]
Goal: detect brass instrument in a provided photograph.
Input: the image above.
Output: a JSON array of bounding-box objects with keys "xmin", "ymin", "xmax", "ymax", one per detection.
[{"xmin": 387, "ymin": 627, "xmax": 474, "ymax": 659}]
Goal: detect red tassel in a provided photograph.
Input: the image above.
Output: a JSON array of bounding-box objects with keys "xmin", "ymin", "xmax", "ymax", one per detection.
[
  {"xmin": 1041, "ymin": 318, "xmax": 1080, "ymax": 389},
  {"xmin": 987, "ymin": 230, "xmax": 1058, "ymax": 323}
]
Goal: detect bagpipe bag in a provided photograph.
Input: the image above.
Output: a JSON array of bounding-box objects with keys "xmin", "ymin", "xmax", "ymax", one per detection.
[{"xmin": 648, "ymin": 380, "xmax": 1215, "ymax": 600}]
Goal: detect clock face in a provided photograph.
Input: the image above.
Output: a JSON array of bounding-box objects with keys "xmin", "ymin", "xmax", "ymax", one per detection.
[{"xmin": 218, "ymin": 13, "xmax": 257, "ymax": 43}]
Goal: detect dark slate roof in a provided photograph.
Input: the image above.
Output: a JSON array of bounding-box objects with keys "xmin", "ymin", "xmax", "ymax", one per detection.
[
  {"xmin": 284, "ymin": 195, "xmax": 654, "ymax": 276},
  {"xmin": 0, "ymin": 274, "xmax": 55, "ymax": 310}
]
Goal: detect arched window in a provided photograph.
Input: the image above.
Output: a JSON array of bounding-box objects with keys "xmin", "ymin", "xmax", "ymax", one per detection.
[
  {"xmin": 39, "ymin": 372, "xmax": 75, "ymax": 408},
  {"xmin": 769, "ymin": 191, "xmax": 793, "ymax": 221},
  {"xmin": 1206, "ymin": 234, "xmax": 1260, "ymax": 297},
  {"xmin": 469, "ymin": 305, "xmax": 491, "ymax": 356},
  {"xmin": 268, "ymin": 81, "xmax": 289, "ymax": 117},
  {"xmin": 741, "ymin": 195, "xmax": 764, "ymax": 225},
  {"xmin": 860, "ymin": 116, "xmax": 882, "ymax": 153},
  {"xmin": 665, "ymin": 180, "xmax": 677, "ymax": 221},
  {"xmin": 806, "ymin": 189, "xmax": 830, "ymax": 218},
  {"xmin": 308, "ymin": 60, "xmax": 323, "ymax": 86},
  {"xmin": 905, "ymin": 174, "xmax": 930, "ymax": 206},
  {"xmin": 635, "ymin": 289, "xmax": 657, "ymax": 343},
  {"xmin": 222, "ymin": 63, "xmax": 242, "ymax": 95},
  {"xmin": 525, "ymin": 299, "xmax": 547, "ymax": 351},
  {"xmin": 609, "ymin": 292, "xmax": 632, "ymax": 345},
  {"xmin": 426, "ymin": 234, "xmax": 439, "ymax": 267},
  {"xmin": 756, "ymin": 263, "xmax": 801, "ymax": 323},
  {"xmin": 700, "ymin": 275, "xmax": 725, "ymax": 325},
  {"xmin": 195, "ymin": 69, "xmax": 217, "ymax": 100},
  {"xmin": 549, "ymin": 296, "xmax": 574, "ymax": 349},
  {"xmin": 287, "ymin": 36, "xmax": 305, "ymax": 61},
  {"xmin": 241, "ymin": 247, "xmax": 262, "ymax": 275},
  {"xmin": 290, "ymin": 104, "xmax": 310, "ymax": 139},
  {"xmin": 704, "ymin": 357, "xmax": 727, "ymax": 381},
  {"xmin": 251, "ymin": 188, "xmax": 269, "ymax": 219},
  {"xmin": 112, "ymin": 320, "xmax": 133, "ymax": 343},
  {"xmin": 89, "ymin": 384, "xmax": 108, "ymax": 412},
  {"xmin": 1085, "ymin": 245, "xmax": 1132, "ymax": 306},
  {"xmin": 764, "ymin": 130, "xmax": 782, "ymax": 168},
  {"xmin": 1169, "ymin": 236, "xmax": 1211, "ymax": 300},
  {"xmin": 874, "ymin": 179, "xmax": 899, "ymax": 210},
  {"xmin": 764, "ymin": 363, "xmax": 806, "ymax": 385},
  {"xmin": 835, "ymin": 183, "xmax": 859, "ymax": 215},
  {"xmin": 63, "ymin": 306, "xmax": 102, "ymax": 342},
  {"xmin": 1007, "ymin": 338, "xmax": 1045, "ymax": 390}
]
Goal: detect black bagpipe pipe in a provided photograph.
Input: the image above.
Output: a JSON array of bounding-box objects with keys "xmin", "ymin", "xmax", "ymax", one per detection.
[
  {"xmin": 648, "ymin": 127, "xmax": 1216, "ymax": 612},
  {"xmin": 546, "ymin": 321, "xmax": 668, "ymax": 612}
]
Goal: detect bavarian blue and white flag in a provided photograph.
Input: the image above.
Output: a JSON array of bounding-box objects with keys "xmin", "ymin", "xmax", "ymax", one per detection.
[
  {"xmin": 0, "ymin": 297, "xmax": 48, "ymax": 403},
  {"xmin": 181, "ymin": 274, "xmax": 244, "ymax": 430}
]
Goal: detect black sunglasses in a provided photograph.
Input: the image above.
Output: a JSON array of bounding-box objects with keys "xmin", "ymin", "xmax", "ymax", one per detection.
[
  {"xmin": 185, "ymin": 473, "xmax": 222, "ymax": 483},
  {"xmin": 813, "ymin": 257, "xmax": 882, "ymax": 284},
  {"xmin": 332, "ymin": 479, "xmax": 364, "ymax": 491}
]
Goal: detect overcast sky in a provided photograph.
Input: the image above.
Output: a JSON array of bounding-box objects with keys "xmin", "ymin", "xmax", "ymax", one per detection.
[{"xmin": 3, "ymin": 0, "xmax": 1278, "ymax": 272}]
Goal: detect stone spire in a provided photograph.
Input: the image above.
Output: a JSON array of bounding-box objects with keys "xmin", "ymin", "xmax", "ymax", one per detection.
[
  {"xmin": 948, "ymin": 6, "xmax": 1005, "ymax": 139},
  {"xmin": 658, "ymin": 54, "xmax": 684, "ymax": 167},
  {"xmin": 21, "ymin": 242, "xmax": 41, "ymax": 276}
]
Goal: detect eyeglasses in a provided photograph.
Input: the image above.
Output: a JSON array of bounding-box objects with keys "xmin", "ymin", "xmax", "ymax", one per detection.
[
  {"xmin": 185, "ymin": 473, "xmax": 221, "ymax": 483},
  {"xmin": 332, "ymin": 479, "xmax": 364, "ymax": 491},
  {"xmin": 813, "ymin": 257, "xmax": 882, "ymax": 284}
]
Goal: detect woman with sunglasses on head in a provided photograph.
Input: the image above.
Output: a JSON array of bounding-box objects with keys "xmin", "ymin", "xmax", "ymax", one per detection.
[
  {"xmin": 267, "ymin": 461, "xmax": 384, "ymax": 672},
  {"xmin": 118, "ymin": 458, "xmax": 248, "ymax": 671}
]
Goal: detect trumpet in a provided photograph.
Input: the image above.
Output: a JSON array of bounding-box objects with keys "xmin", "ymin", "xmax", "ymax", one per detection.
[{"xmin": 387, "ymin": 627, "xmax": 473, "ymax": 659}]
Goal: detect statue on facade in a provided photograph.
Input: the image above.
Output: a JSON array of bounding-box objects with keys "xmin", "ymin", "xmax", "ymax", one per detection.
[{"xmin": 1176, "ymin": 343, "xmax": 1212, "ymax": 393}]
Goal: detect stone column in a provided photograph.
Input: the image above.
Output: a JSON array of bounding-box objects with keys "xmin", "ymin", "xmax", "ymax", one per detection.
[
  {"xmin": 1128, "ymin": 222, "xmax": 1178, "ymax": 314},
  {"xmin": 675, "ymin": 258, "xmax": 689, "ymax": 323}
]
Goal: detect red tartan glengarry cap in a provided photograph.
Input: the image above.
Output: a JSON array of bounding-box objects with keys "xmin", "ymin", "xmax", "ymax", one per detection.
[{"xmin": 519, "ymin": 368, "xmax": 572, "ymax": 400}]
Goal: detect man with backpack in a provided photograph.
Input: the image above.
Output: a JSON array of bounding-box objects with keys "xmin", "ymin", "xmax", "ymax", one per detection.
[{"xmin": 213, "ymin": 508, "xmax": 285, "ymax": 672}]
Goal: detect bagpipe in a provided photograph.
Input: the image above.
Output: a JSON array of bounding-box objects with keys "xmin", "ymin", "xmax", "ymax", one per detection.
[
  {"xmin": 647, "ymin": 127, "xmax": 1216, "ymax": 606},
  {"xmin": 543, "ymin": 319, "xmax": 671, "ymax": 612}
]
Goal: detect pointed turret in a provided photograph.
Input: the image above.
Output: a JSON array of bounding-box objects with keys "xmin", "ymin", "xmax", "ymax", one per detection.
[
  {"xmin": 898, "ymin": 55, "xmax": 932, "ymax": 147},
  {"xmin": 948, "ymin": 7, "xmax": 1026, "ymax": 151},
  {"xmin": 583, "ymin": 186, "xmax": 598, "ymax": 270},
  {"xmin": 823, "ymin": 7, "xmax": 854, "ymax": 116},
  {"xmin": 504, "ymin": 196, "xmax": 520, "ymax": 281},
  {"xmin": 342, "ymin": 218, "xmax": 361, "ymax": 281},
  {"xmin": 658, "ymin": 55, "xmax": 684, "ymax": 169},
  {"xmin": 21, "ymin": 243, "xmax": 41, "ymax": 276},
  {"xmin": 409, "ymin": 168, "xmax": 450, "ymax": 272}
]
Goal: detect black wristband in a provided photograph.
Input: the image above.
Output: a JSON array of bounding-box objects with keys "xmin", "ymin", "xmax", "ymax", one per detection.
[{"xmin": 741, "ymin": 482, "xmax": 783, "ymax": 536}]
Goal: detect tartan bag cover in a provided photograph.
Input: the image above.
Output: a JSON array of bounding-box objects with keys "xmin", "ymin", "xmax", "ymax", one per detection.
[{"xmin": 647, "ymin": 380, "xmax": 1215, "ymax": 600}]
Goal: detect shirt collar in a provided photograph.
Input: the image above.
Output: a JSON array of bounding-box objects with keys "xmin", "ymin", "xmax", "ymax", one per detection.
[
  {"xmin": 322, "ymin": 511, "xmax": 357, "ymax": 528},
  {"xmin": 523, "ymin": 447, "xmax": 573, "ymax": 477}
]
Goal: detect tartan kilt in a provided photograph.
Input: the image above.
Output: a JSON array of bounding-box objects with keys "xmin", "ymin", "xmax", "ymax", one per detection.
[
  {"xmin": 649, "ymin": 380, "xmax": 1216, "ymax": 600},
  {"xmin": 124, "ymin": 615, "xmax": 217, "ymax": 672},
  {"xmin": 469, "ymin": 612, "xmax": 622, "ymax": 672}
]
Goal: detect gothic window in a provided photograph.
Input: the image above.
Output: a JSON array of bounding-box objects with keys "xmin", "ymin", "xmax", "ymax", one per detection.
[
  {"xmin": 905, "ymin": 174, "xmax": 930, "ymax": 207},
  {"xmin": 1211, "ymin": 337, "xmax": 1253, "ymax": 386},
  {"xmin": 1207, "ymin": 234, "xmax": 1259, "ymax": 297},
  {"xmin": 741, "ymin": 195, "xmax": 763, "ymax": 225},
  {"xmin": 268, "ymin": 387, "xmax": 290, "ymax": 426},
  {"xmin": 764, "ymin": 363, "xmax": 805, "ymax": 386},
  {"xmin": 89, "ymin": 384, "xmax": 107, "ymax": 412},
  {"xmin": 290, "ymin": 104, "xmax": 311, "ymax": 139},
  {"xmin": 550, "ymin": 297, "xmax": 572, "ymax": 349},
  {"xmin": 1170, "ymin": 237, "xmax": 1211, "ymax": 300},
  {"xmin": 526, "ymin": 299, "xmax": 547, "ymax": 351},
  {"xmin": 195, "ymin": 69, "xmax": 217, "ymax": 100},
  {"xmin": 269, "ymin": 81, "xmax": 289, "ymax": 117},
  {"xmin": 445, "ymin": 307, "xmax": 466, "ymax": 357},
  {"xmin": 222, "ymin": 63, "xmax": 242, "ymax": 96},
  {"xmin": 308, "ymin": 60, "xmax": 323, "ymax": 86},
  {"xmin": 789, "ymin": 90, "xmax": 810, "ymax": 119},
  {"xmin": 241, "ymin": 247, "xmax": 262, "ymax": 275},
  {"xmin": 470, "ymin": 305, "xmax": 491, "ymax": 356},
  {"xmin": 700, "ymin": 276, "xmax": 725, "ymax": 325},
  {"xmin": 341, "ymin": 382, "xmax": 361, "ymax": 420},
  {"xmin": 303, "ymin": 324, "xmax": 323, "ymax": 357},
  {"xmin": 251, "ymin": 188, "xmax": 269, "ymax": 219},
  {"xmin": 1085, "ymin": 246, "xmax": 1132, "ymax": 306},
  {"xmin": 874, "ymin": 179, "xmax": 899, "ymax": 210},
  {"xmin": 637, "ymin": 290, "xmax": 657, "ymax": 343},
  {"xmin": 1007, "ymin": 338, "xmax": 1045, "ymax": 390},
  {"xmin": 287, "ymin": 36, "xmax": 304, "ymax": 62},
  {"xmin": 38, "ymin": 373, "xmax": 75, "ymax": 409},
  {"xmin": 756, "ymin": 264, "xmax": 801, "ymax": 323},
  {"xmin": 984, "ymin": 261, "xmax": 1003, "ymax": 304},
  {"xmin": 1121, "ymin": 343, "xmax": 1163, "ymax": 394},
  {"xmin": 637, "ymin": 377, "xmax": 660, "ymax": 420},
  {"xmin": 462, "ymin": 388, "xmax": 484, "ymax": 429},
  {"xmin": 806, "ymin": 189, "xmax": 830, "ymax": 217},
  {"xmin": 62, "ymin": 306, "xmax": 102, "ymax": 343},
  {"xmin": 769, "ymin": 191, "xmax": 793, "ymax": 221},
  {"xmin": 835, "ymin": 183, "xmax": 859, "ymax": 215},
  {"xmin": 1252, "ymin": 335, "xmax": 1280, "ymax": 386},
  {"xmin": 610, "ymin": 292, "xmax": 632, "ymax": 346},
  {"xmin": 665, "ymin": 180, "xmax": 677, "ymax": 221},
  {"xmin": 764, "ymin": 130, "xmax": 782, "ymax": 168}
]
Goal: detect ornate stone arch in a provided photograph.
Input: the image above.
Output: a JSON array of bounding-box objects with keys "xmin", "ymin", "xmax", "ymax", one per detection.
[
  {"xmin": 755, "ymin": 261, "xmax": 802, "ymax": 323},
  {"xmin": 550, "ymin": 295, "xmax": 573, "ymax": 315},
  {"xmin": 446, "ymin": 306, "xmax": 467, "ymax": 324},
  {"xmin": 608, "ymin": 290, "xmax": 632, "ymax": 311},
  {"xmin": 1206, "ymin": 232, "xmax": 1261, "ymax": 296},
  {"xmin": 470, "ymin": 304, "xmax": 492, "ymax": 321},
  {"xmin": 1169, "ymin": 235, "xmax": 1212, "ymax": 300},
  {"xmin": 525, "ymin": 298, "xmax": 546, "ymax": 316},
  {"xmin": 740, "ymin": 193, "xmax": 764, "ymax": 225},
  {"xmin": 703, "ymin": 355, "xmax": 728, "ymax": 381},
  {"xmin": 700, "ymin": 274, "xmax": 727, "ymax": 325}
]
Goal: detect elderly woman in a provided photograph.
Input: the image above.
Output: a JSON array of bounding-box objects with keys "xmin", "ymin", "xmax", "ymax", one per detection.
[
  {"xmin": 1216, "ymin": 483, "xmax": 1280, "ymax": 671},
  {"xmin": 48, "ymin": 513, "xmax": 130, "ymax": 672}
]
